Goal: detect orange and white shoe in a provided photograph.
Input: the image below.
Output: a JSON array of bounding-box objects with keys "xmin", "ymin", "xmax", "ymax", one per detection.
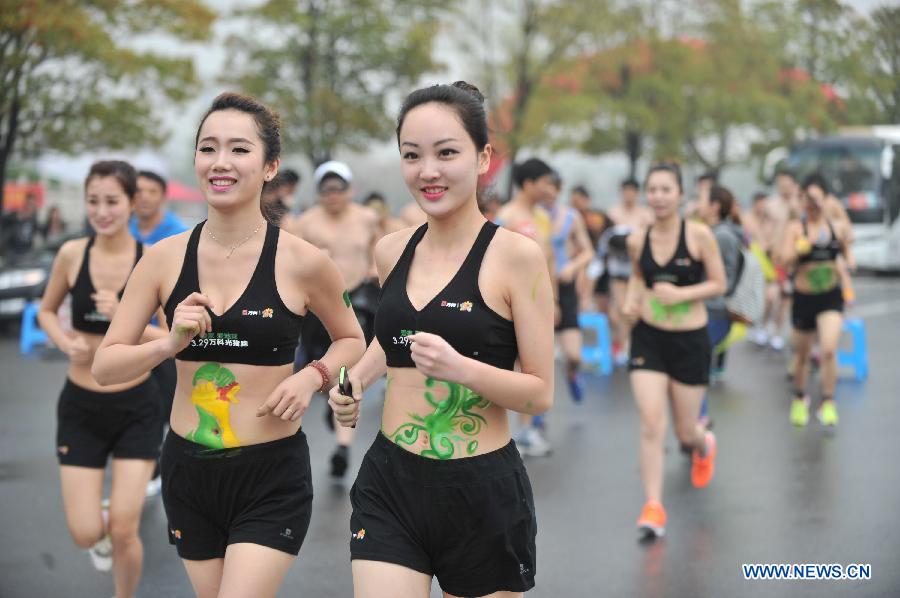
[
  {"xmin": 691, "ymin": 431, "xmax": 717, "ymax": 488},
  {"xmin": 637, "ymin": 500, "xmax": 667, "ymax": 538}
]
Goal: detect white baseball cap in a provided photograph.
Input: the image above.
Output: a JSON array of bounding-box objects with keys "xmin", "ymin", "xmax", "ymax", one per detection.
[{"xmin": 313, "ymin": 160, "xmax": 353, "ymax": 186}]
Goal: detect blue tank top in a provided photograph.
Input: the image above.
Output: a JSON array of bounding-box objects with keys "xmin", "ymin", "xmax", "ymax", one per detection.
[
  {"xmin": 375, "ymin": 221, "xmax": 518, "ymax": 370},
  {"xmin": 550, "ymin": 208, "xmax": 575, "ymax": 274},
  {"xmin": 163, "ymin": 222, "xmax": 303, "ymax": 366},
  {"xmin": 70, "ymin": 236, "xmax": 142, "ymax": 334}
]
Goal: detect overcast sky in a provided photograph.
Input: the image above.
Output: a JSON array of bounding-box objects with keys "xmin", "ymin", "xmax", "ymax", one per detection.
[{"xmin": 38, "ymin": 0, "xmax": 899, "ymax": 195}]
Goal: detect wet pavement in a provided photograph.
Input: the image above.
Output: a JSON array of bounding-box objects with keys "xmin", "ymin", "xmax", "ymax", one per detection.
[{"xmin": 1, "ymin": 275, "xmax": 899, "ymax": 597}]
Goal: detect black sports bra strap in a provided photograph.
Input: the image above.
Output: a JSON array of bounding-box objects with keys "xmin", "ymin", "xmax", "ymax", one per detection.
[
  {"xmin": 457, "ymin": 221, "xmax": 498, "ymax": 277},
  {"xmin": 397, "ymin": 223, "xmax": 429, "ymax": 271},
  {"xmin": 260, "ymin": 223, "xmax": 279, "ymax": 278},
  {"xmin": 676, "ymin": 217, "xmax": 688, "ymax": 254},
  {"xmin": 78, "ymin": 236, "xmax": 95, "ymax": 278}
]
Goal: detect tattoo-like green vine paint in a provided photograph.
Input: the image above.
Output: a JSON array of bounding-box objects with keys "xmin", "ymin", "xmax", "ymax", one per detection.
[
  {"xmin": 531, "ymin": 273, "xmax": 542, "ymax": 302},
  {"xmin": 388, "ymin": 378, "xmax": 491, "ymax": 460},
  {"xmin": 805, "ymin": 264, "xmax": 836, "ymax": 293},
  {"xmin": 342, "ymin": 290, "xmax": 352, "ymax": 308},
  {"xmin": 649, "ymin": 297, "xmax": 692, "ymax": 324}
]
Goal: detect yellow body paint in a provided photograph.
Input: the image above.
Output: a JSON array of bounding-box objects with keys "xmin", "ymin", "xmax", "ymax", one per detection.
[{"xmin": 187, "ymin": 363, "xmax": 241, "ymax": 449}]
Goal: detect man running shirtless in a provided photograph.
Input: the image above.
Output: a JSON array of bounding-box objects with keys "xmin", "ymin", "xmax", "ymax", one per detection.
[{"xmin": 288, "ymin": 160, "xmax": 378, "ymax": 478}]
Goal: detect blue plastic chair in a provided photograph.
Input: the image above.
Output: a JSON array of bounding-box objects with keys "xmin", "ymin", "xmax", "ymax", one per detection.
[
  {"xmin": 19, "ymin": 300, "xmax": 48, "ymax": 355},
  {"xmin": 837, "ymin": 318, "xmax": 868, "ymax": 381},
  {"xmin": 579, "ymin": 311, "xmax": 613, "ymax": 375}
]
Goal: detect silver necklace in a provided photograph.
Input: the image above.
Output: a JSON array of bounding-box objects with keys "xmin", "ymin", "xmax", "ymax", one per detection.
[{"xmin": 206, "ymin": 221, "xmax": 263, "ymax": 259}]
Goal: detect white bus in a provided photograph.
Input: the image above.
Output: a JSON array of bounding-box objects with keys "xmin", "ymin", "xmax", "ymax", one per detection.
[{"xmin": 785, "ymin": 126, "xmax": 900, "ymax": 272}]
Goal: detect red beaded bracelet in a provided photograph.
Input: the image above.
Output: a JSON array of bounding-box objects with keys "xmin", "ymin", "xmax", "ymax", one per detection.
[{"xmin": 306, "ymin": 360, "xmax": 331, "ymax": 393}]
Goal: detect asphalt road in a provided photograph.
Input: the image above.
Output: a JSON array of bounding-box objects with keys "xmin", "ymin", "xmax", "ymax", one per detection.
[{"xmin": 1, "ymin": 275, "xmax": 898, "ymax": 597}]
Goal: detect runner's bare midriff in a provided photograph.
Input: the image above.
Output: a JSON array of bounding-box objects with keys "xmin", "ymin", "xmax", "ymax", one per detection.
[
  {"xmin": 169, "ymin": 360, "xmax": 300, "ymax": 448},
  {"xmin": 67, "ymin": 332, "xmax": 149, "ymax": 393},
  {"xmin": 380, "ymin": 367, "xmax": 512, "ymax": 460}
]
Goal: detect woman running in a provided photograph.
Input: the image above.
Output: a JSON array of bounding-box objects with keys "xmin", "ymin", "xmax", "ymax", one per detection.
[
  {"xmin": 92, "ymin": 92, "xmax": 366, "ymax": 597},
  {"xmin": 622, "ymin": 163, "xmax": 726, "ymax": 539},
  {"xmin": 330, "ymin": 81, "xmax": 555, "ymax": 598},
  {"xmin": 38, "ymin": 160, "xmax": 165, "ymax": 597},
  {"xmin": 779, "ymin": 173, "xmax": 850, "ymax": 427}
]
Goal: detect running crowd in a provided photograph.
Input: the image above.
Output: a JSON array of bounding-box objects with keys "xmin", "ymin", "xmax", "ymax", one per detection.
[{"xmin": 35, "ymin": 82, "xmax": 855, "ymax": 598}]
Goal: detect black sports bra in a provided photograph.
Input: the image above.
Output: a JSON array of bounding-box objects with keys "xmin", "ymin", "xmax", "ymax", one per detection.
[
  {"xmin": 640, "ymin": 218, "xmax": 704, "ymax": 288},
  {"xmin": 163, "ymin": 221, "xmax": 303, "ymax": 366},
  {"xmin": 70, "ymin": 237, "xmax": 142, "ymax": 334},
  {"xmin": 375, "ymin": 221, "xmax": 518, "ymax": 371},
  {"xmin": 798, "ymin": 218, "xmax": 841, "ymax": 265}
]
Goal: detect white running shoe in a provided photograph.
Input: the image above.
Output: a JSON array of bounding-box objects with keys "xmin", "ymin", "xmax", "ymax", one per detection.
[
  {"xmin": 769, "ymin": 335, "xmax": 785, "ymax": 351},
  {"xmin": 88, "ymin": 535, "xmax": 112, "ymax": 573},
  {"xmin": 145, "ymin": 476, "xmax": 162, "ymax": 498},
  {"xmin": 519, "ymin": 427, "xmax": 553, "ymax": 457},
  {"xmin": 751, "ymin": 328, "xmax": 769, "ymax": 347}
]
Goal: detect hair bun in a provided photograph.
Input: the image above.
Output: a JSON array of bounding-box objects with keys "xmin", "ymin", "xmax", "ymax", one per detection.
[{"xmin": 452, "ymin": 81, "xmax": 485, "ymax": 104}]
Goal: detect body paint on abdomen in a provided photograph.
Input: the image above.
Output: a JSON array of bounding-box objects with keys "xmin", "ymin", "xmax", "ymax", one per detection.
[
  {"xmin": 186, "ymin": 363, "xmax": 241, "ymax": 449},
  {"xmin": 388, "ymin": 378, "xmax": 491, "ymax": 460}
]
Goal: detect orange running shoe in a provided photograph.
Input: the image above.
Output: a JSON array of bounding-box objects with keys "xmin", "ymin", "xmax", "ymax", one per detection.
[
  {"xmin": 691, "ymin": 431, "xmax": 717, "ymax": 488},
  {"xmin": 636, "ymin": 500, "xmax": 667, "ymax": 538}
]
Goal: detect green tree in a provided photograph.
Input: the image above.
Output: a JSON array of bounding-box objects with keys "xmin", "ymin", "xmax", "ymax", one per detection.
[
  {"xmin": 226, "ymin": 0, "xmax": 447, "ymax": 168},
  {"xmin": 856, "ymin": 5, "xmax": 900, "ymax": 123},
  {"xmin": 0, "ymin": 0, "xmax": 214, "ymax": 211}
]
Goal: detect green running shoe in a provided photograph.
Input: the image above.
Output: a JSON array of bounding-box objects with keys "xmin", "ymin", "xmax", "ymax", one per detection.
[
  {"xmin": 817, "ymin": 401, "xmax": 839, "ymax": 427},
  {"xmin": 790, "ymin": 398, "xmax": 810, "ymax": 427}
]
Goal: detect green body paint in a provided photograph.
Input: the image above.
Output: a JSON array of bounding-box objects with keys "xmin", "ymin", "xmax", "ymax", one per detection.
[
  {"xmin": 388, "ymin": 378, "xmax": 491, "ymax": 460},
  {"xmin": 805, "ymin": 265, "xmax": 836, "ymax": 293},
  {"xmin": 187, "ymin": 363, "xmax": 241, "ymax": 449},
  {"xmin": 531, "ymin": 273, "xmax": 542, "ymax": 302},
  {"xmin": 343, "ymin": 290, "xmax": 352, "ymax": 308},
  {"xmin": 649, "ymin": 297, "xmax": 692, "ymax": 324}
]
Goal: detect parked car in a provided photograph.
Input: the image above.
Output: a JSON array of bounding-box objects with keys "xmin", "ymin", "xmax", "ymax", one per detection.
[{"xmin": 0, "ymin": 233, "xmax": 79, "ymax": 330}]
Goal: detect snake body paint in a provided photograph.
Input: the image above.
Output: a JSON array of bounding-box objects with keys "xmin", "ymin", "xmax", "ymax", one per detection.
[
  {"xmin": 649, "ymin": 297, "xmax": 692, "ymax": 324},
  {"xmin": 187, "ymin": 363, "xmax": 241, "ymax": 449},
  {"xmin": 388, "ymin": 378, "xmax": 491, "ymax": 460},
  {"xmin": 805, "ymin": 264, "xmax": 836, "ymax": 293}
]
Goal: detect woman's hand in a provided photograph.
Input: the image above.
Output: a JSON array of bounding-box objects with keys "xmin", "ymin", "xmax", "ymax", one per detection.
[
  {"xmin": 65, "ymin": 334, "xmax": 92, "ymax": 365},
  {"xmin": 91, "ymin": 290, "xmax": 120, "ymax": 320},
  {"xmin": 408, "ymin": 332, "xmax": 469, "ymax": 384},
  {"xmin": 328, "ymin": 369, "xmax": 363, "ymax": 428},
  {"xmin": 621, "ymin": 300, "xmax": 641, "ymax": 325},
  {"xmin": 652, "ymin": 282, "xmax": 688, "ymax": 306},
  {"xmin": 166, "ymin": 293, "xmax": 213, "ymax": 357},
  {"xmin": 257, "ymin": 368, "xmax": 321, "ymax": 422}
]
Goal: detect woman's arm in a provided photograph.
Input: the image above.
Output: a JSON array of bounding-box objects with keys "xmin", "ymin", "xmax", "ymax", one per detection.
[
  {"xmin": 37, "ymin": 241, "xmax": 90, "ymax": 363},
  {"xmin": 621, "ymin": 230, "xmax": 646, "ymax": 322},
  {"xmin": 776, "ymin": 220, "xmax": 802, "ymax": 269},
  {"xmin": 408, "ymin": 235, "xmax": 555, "ymax": 415},
  {"xmin": 93, "ymin": 245, "xmax": 199, "ymax": 385}
]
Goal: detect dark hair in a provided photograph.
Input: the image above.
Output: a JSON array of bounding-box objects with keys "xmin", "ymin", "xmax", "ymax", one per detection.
[
  {"xmin": 195, "ymin": 92, "xmax": 281, "ymax": 166},
  {"xmin": 697, "ymin": 170, "xmax": 718, "ymax": 184},
  {"xmin": 267, "ymin": 169, "xmax": 300, "ymax": 192},
  {"xmin": 752, "ymin": 191, "xmax": 768, "ymax": 203},
  {"xmin": 550, "ymin": 170, "xmax": 562, "ymax": 189},
  {"xmin": 572, "ymin": 185, "xmax": 590, "ymax": 197},
  {"xmin": 138, "ymin": 170, "xmax": 167, "ymax": 193},
  {"xmin": 709, "ymin": 185, "xmax": 742, "ymax": 225},
  {"xmin": 396, "ymin": 81, "xmax": 488, "ymax": 150},
  {"xmin": 512, "ymin": 158, "xmax": 555, "ymax": 188},
  {"xmin": 363, "ymin": 191, "xmax": 386, "ymax": 205},
  {"xmin": 775, "ymin": 168, "xmax": 797, "ymax": 182},
  {"xmin": 621, "ymin": 178, "xmax": 640, "ymax": 190},
  {"xmin": 85, "ymin": 160, "xmax": 138, "ymax": 200},
  {"xmin": 801, "ymin": 172, "xmax": 830, "ymax": 195},
  {"xmin": 644, "ymin": 162, "xmax": 683, "ymax": 193}
]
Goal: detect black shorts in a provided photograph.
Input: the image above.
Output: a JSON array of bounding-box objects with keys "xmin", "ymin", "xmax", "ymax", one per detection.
[
  {"xmin": 594, "ymin": 270, "xmax": 610, "ymax": 295},
  {"xmin": 299, "ymin": 280, "xmax": 379, "ymax": 362},
  {"xmin": 629, "ymin": 320, "xmax": 711, "ymax": 386},
  {"xmin": 150, "ymin": 358, "xmax": 177, "ymax": 424},
  {"xmin": 56, "ymin": 378, "xmax": 162, "ymax": 468},
  {"xmin": 350, "ymin": 433, "xmax": 537, "ymax": 596},
  {"xmin": 556, "ymin": 281, "xmax": 580, "ymax": 331},
  {"xmin": 792, "ymin": 287, "xmax": 843, "ymax": 332},
  {"xmin": 160, "ymin": 429, "xmax": 313, "ymax": 560}
]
